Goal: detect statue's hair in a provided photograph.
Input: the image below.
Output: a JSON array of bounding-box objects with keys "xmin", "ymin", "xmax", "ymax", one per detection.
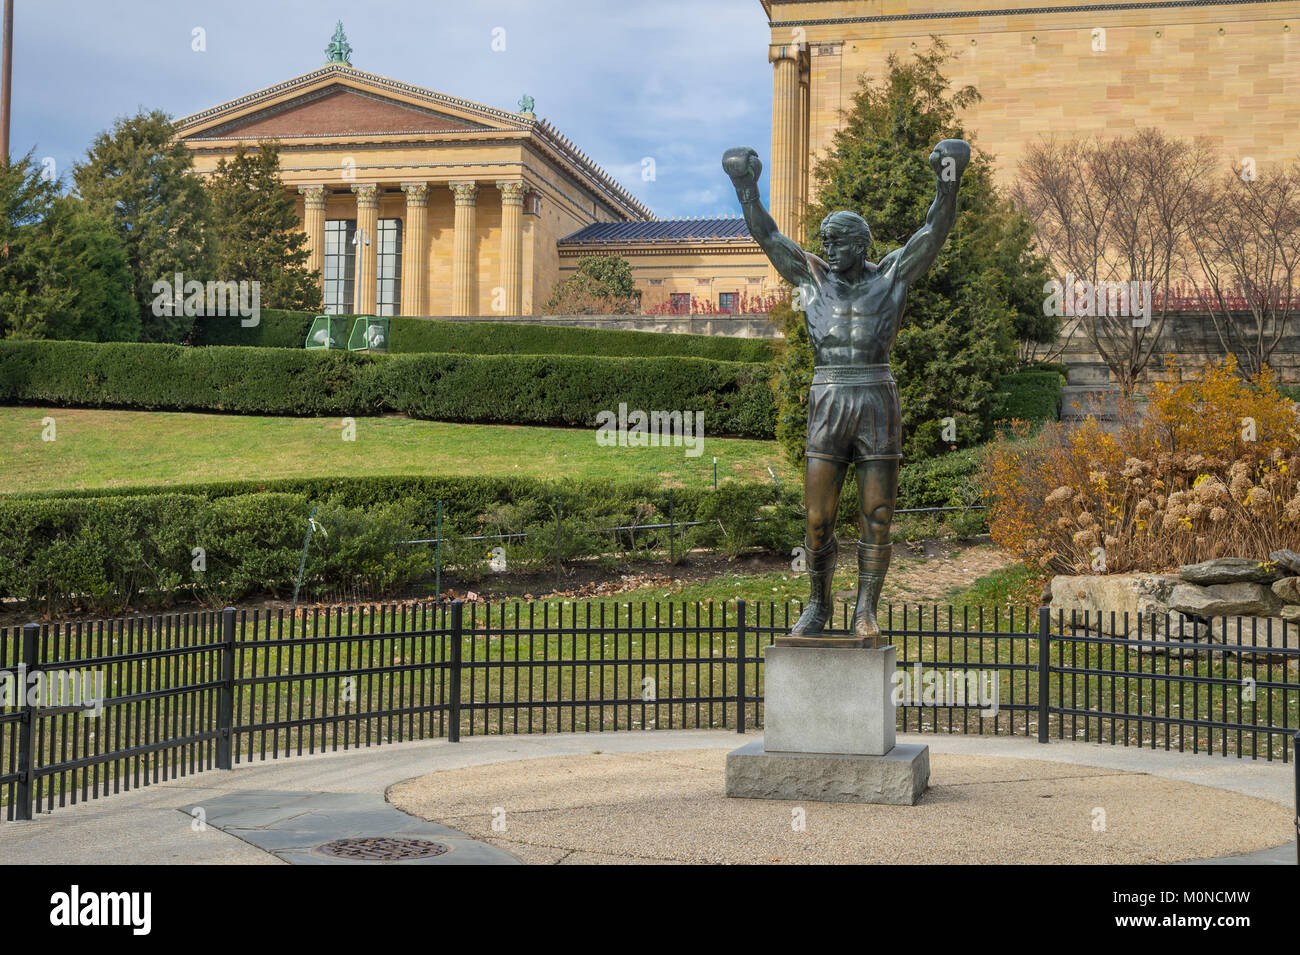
[{"xmin": 819, "ymin": 210, "xmax": 872, "ymax": 250}]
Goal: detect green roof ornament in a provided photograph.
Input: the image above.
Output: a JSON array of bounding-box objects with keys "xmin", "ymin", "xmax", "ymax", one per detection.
[
  {"xmin": 518, "ymin": 94, "xmax": 535, "ymax": 115},
  {"xmin": 325, "ymin": 21, "xmax": 353, "ymax": 66}
]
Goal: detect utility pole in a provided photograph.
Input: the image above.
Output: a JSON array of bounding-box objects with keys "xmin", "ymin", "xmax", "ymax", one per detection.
[{"xmin": 1, "ymin": 0, "xmax": 13, "ymax": 166}]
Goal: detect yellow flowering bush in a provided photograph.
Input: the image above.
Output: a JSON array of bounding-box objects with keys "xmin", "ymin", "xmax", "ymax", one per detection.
[{"xmin": 986, "ymin": 358, "xmax": 1300, "ymax": 574}]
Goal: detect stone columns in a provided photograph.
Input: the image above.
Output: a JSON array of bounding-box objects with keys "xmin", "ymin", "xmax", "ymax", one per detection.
[
  {"xmin": 399, "ymin": 182, "xmax": 429, "ymax": 316},
  {"xmin": 351, "ymin": 182, "xmax": 379, "ymax": 315},
  {"xmin": 769, "ymin": 46, "xmax": 801, "ymax": 282},
  {"xmin": 798, "ymin": 62, "xmax": 810, "ymax": 244},
  {"xmin": 496, "ymin": 181, "xmax": 528, "ymax": 316},
  {"xmin": 450, "ymin": 181, "xmax": 479, "ymax": 316},
  {"xmin": 297, "ymin": 185, "xmax": 328, "ymax": 292}
]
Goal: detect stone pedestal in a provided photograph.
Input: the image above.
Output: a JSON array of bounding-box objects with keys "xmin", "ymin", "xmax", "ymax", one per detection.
[
  {"xmin": 725, "ymin": 644, "xmax": 929, "ymax": 805},
  {"xmin": 726, "ymin": 741, "xmax": 929, "ymax": 805},
  {"xmin": 764, "ymin": 645, "xmax": 896, "ymax": 755}
]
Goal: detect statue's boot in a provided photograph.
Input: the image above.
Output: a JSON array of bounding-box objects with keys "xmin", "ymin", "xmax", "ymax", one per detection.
[
  {"xmin": 852, "ymin": 542, "xmax": 891, "ymax": 647},
  {"xmin": 790, "ymin": 538, "xmax": 838, "ymax": 637}
]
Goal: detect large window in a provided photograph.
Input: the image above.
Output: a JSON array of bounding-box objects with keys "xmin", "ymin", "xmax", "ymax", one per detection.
[
  {"xmin": 323, "ymin": 219, "xmax": 356, "ymax": 314},
  {"xmin": 718, "ymin": 292, "xmax": 737, "ymax": 314},
  {"xmin": 375, "ymin": 218, "xmax": 402, "ymax": 316},
  {"xmin": 670, "ymin": 292, "xmax": 691, "ymax": 314}
]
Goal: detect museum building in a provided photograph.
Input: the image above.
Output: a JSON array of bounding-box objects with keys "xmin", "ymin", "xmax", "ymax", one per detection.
[
  {"xmin": 174, "ymin": 25, "xmax": 771, "ymax": 318},
  {"xmin": 176, "ymin": 3, "xmax": 1299, "ymax": 317}
]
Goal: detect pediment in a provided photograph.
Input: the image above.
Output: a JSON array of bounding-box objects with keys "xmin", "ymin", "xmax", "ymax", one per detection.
[
  {"xmin": 184, "ymin": 85, "xmax": 489, "ymax": 139},
  {"xmin": 176, "ymin": 66, "xmax": 528, "ymax": 141}
]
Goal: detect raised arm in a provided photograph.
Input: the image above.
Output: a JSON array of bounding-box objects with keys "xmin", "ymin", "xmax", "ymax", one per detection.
[
  {"xmin": 722, "ymin": 146, "xmax": 813, "ymax": 288},
  {"xmin": 887, "ymin": 139, "xmax": 971, "ymax": 286}
]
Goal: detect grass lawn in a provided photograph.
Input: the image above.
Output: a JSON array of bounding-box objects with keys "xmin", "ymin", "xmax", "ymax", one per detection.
[{"xmin": 1, "ymin": 406, "xmax": 797, "ymax": 494}]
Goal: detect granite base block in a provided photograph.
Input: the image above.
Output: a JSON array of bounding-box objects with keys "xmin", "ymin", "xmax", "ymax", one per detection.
[{"xmin": 725, "ymin": 740, "xmax": 930, "ymax": 805}]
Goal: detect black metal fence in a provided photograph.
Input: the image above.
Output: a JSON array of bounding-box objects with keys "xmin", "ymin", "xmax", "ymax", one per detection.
[{"xmin": 2, "ymin": 600, "xmax": 1297, "ymax": 821}]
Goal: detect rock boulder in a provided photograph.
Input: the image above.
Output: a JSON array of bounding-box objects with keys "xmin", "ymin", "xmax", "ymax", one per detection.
[
  {"xmin": 1272, "ymin": 576, "xmax": 1300, "ymax": 606},
  {"xmin": 1177, "ymin": 557, "xmax": 1281, "ymax": 585},
  {"xmin": 1168, "ymin": 582, "xmax": 1282, "ymax": 618},
  {"xmin": 1269, "ymin": 549, "xmax": 1300, "ymax": 576}
]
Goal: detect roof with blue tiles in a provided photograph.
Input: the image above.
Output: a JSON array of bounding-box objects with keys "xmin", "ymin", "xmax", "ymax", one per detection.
[{"xmin": 560, "ymin": 216, "xmax": 755, "ymax": 245}]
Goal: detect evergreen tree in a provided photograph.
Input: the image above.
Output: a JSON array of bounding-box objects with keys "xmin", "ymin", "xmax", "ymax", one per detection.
[
  {"xmin": 207, "ymin": 143, "xmax": 320, "ymax": 311},
  {"xmin": 0, "ymin": 156, "xmax": 137, "ymax": 341},
  {"xmin": 73, "ymin": 109, "xmax": 213, "ymax": 342},
  {"xmin": 775, "ymin": 41, "xmax": 1050, "ymax": 464},
  {"xmin": 0, "ymin": 153, "xmax": 63, "ymax": 339},
  {"xmin": 46, "ymin": 198, "xmax": 141, "ymax": 341}
]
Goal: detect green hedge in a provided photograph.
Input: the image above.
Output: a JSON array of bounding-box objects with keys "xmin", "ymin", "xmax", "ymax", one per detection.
[
  {"xmin": 0, "ymin": 476, "xmax": 803, "ymax": 613},
  {"xmin": 189, "ymin": 309, "xmax": 320, "ymax": 349},
  {"xmin": 0, "ymin": 340, "xmax": 776, "ymax": 437},
  {"xmin": 190, "ymin": 311, "xmax": 774, "ymax": 363},
  {"xmin": 1, "ymin": 456, "xmax": 1000, "ymax": 613},
  {"xmin": 1026, "ymin": 361, "xmax": 1069, "ymax": 378},
  {"xmin": 896, "ymin": 446, "xmax": 987, "ymax": 511},
  {"xmin": 993, "ymin": 369, "xmax": 1063, "ymax": 424}
]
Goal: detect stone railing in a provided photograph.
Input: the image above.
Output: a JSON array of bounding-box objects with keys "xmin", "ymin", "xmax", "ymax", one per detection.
[{"xmin": 407, "ymin": 313, "xmax": 780, "ymax": 339}]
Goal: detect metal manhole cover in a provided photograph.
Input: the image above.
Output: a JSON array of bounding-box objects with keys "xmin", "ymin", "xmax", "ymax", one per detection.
[{"xmin": 316, "ymin": 837, "xmax": 449, "ymax": 862}]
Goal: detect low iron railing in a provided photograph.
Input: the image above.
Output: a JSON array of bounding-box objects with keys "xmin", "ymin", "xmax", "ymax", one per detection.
[{"xmin": 2, "ymin": 600, "xmax": 1297, "ymax": 821}]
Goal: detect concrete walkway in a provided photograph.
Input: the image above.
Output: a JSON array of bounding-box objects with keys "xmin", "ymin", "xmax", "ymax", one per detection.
[
  {"xmin": 0, "ymin": 731, "xmax": 1294, "ymax": 864},
  {"xmin": 186, "ymin": 789, "xmax": 519, "ymax": 864}
]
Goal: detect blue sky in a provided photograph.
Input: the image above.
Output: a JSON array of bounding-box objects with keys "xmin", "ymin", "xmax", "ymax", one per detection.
[{"xmin": 11, "ymin": 0, "xmax": 774, "ymax": 218}]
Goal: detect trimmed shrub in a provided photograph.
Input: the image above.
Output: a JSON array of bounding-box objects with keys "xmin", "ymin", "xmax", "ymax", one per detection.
[
  {"xmin": 897, "ymin": 447, "xmax": 987, "ymax": 510},
  {"xmin": 993, "ymin": 369, "xmax": 1062, "ymax": 424},
  {"xmin": 189, "ymin": 311, "xmax": 774, "ymax": 363},
  {"xmin": 0, "ymin": 340, "xmax": 776, "ymax": 437},
  {"xmin": 1027, "ymin": 361, "xmax": 1069, "ymax": 378},
  {"xmin": 0, "ymin": 476, "xmax": 804, "ymax": 613},
  {"xmin": 189, "ymin": 309, "xmax": 318, "ymax": 349}
]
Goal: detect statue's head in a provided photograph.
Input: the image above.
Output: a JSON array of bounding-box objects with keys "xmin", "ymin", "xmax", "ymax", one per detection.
[
  {"xmin": 821, "ymin": 210, "xmax": 873, "ymax": 257},
  {"xmin": 819, "ymin": 211, "xmax": 872, "ymax": 269}
]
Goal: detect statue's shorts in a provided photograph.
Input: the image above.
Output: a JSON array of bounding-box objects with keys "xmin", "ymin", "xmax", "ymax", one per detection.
[{"xmin": 805, "ymin": 364, "xmax": 902, "ymax": 466}]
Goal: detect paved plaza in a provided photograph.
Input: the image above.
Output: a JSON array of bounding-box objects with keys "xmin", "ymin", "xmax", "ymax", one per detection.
[{"xmin": 1, "ymin": 731, "xmax": 1293, "ymax": 865}]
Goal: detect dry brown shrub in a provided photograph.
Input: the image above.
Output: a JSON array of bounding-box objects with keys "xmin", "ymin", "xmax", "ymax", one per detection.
[{"xmin": 986, "ymin": 357, "xmax": 1300, "ymax": 574}]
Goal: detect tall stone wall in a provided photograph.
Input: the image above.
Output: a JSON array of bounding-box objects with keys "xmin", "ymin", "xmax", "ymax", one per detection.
[
  {"xmin": 769, "ymin": 1, "xmax": 1299, "ymax": 225},
  {"xmin": 1058, "ymin": 311, "xmax": 1300, "ymax": 386}
]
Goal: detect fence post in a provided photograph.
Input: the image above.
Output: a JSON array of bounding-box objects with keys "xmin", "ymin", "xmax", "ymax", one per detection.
[
  {"xmin": 216, "ymin": 607, "xmax": 236, "ymax": 770},
  {"xmin": 1294, "ymin": 731, "xmax": 1299, "ymax": 866},
  {"xmin": 668, "ymin": 490, "xmax": 676, "ymax": 565},
  {"xmin": 434, "ymin": 500, "xmax": 442, "ymax": 602},
  {"xmin": 448, "ymin": 600, "xmax": 464, "ymax": 743},
  {"xmin": 1037, "ymin": 606, "xmax": 1051, "ymax": 744},
  {"xmin": 15, "ymin": 623, "xmax": 39, "ymax": 821},
  {"xmin": 553, "ymin": 498, "xmax": 563, "ymax": 591},
  {"xmin": 736, "ymin": 599, "xmax": 747, "ymax": 734}
]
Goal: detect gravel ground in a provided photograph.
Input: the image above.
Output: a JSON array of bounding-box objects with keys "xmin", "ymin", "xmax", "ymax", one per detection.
[{"xmin": 388, "ymin": 749, "xmax": 1294, "ymax": 865}]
